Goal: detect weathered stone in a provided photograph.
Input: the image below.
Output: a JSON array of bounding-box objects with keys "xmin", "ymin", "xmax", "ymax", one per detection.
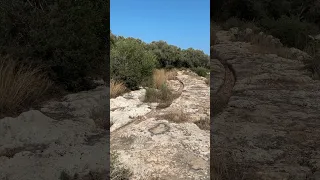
[
  {"xmin": 211, "ymin": 29, "xmax": 320, "ymax": 179},
  {"xmin": 111, "ymin": 70, "xmax": 210, "ymax": 179},
  {"xmin": 0, "ymin": 86, "xmax": 109, "ymax": 180}
]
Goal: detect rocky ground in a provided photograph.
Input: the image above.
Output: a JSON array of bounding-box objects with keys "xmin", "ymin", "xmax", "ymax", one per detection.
[
  {"xmin": 110, "ymin": 70, "xmax": 210, "ymax": 179},
  {"xmin": 0, "ymin": 70, "xmax": 209, "ymax": 180},
  {"xmin": 0, "ymin": 85, "xmax": 109, "ymax": 180},
  {"xmin": 211, "ymin": 28, "xmax": 320, "ymax": 179}
]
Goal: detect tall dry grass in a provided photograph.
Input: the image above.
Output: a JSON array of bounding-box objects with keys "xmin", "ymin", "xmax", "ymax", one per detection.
[
  {"xmin": 0, "ymin": 57, "xmax": 51, "ymax": 115},
  {"xmin": 110, "ymin": 79, "xmax": 126, "ymax": 98},
  {"xmin": 153, "ymin": 69, "xmax": 167, "ymax": 89},
  {"xmin": 153, "ymin": 68, "xmax": 178, "ymax": 89},
  {"xmin": 144, "ymin": 69, "xmax": 177, "ymax": 106}
]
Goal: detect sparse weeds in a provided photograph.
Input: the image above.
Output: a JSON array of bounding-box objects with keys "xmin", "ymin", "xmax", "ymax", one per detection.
[
  {"xmin": 158, "ymin": 109, "xmax": 189, "ymax": 123},
  {"xmin": 110, "ymin": 80, "xmax": 126, "ymax": 98},
  {"xmin": 144, "ymin": 88, "xmax": 159, "ymax": 102},
  {"xmin": 0, "ymin": 56, "xmax": 51, "ymax": 116},
  {"xmin": 145, "ymin": 84, "xmax": 173, "ymax": 104}
]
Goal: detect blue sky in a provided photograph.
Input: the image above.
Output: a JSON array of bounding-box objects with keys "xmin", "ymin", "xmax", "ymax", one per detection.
[{"xmin": 111, "ymin": 0, "xmax": 210, "ymax": 55}]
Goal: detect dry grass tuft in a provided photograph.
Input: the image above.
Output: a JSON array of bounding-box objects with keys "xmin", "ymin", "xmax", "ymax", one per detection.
[
  {"xmin": 158, "ymin": 109, "xmax": 189, "ymax": 123},
  {"xmin": 248, "ymin": 35, "xmax": 291, "ymax": 58},
  {"xmin": 110, "ymin": 79, "xmax": 126, "ymax": 98},
  {"xmin": 0, "ymin": 56, "xmax": 51, "ymax": 116},
  {"xmin": 152, "ymin": 68, "xmax": 178, "ymax": 88},
  {"xmin": 153, "ymin": 69, "xmax": 167, "ymax": 89}
]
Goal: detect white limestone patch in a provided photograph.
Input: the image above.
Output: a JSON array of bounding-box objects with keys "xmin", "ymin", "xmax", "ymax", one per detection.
[
  {"xmin": 0, "ymin": 85, "xmax": 109, "ymax": 180},
  {"xmin": 111, "ymin": 118, "xmax": 210, "ymax": 179},
  {"xmin": 110, "ymin": 89, "xmax": 152, "ymax": 132}
]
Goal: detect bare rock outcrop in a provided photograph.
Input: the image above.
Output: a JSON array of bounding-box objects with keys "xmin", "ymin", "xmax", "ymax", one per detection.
[
  {"xmin": 0, "ymin": 86, "xmax": 109, "ymax": 180},
  {"xmin": 111, "ymin": 70, "xmax": 210, "ymax": 179},
  {"xmin": 211, "ymin": 29, "xmax": 320, "ymax": 179}
]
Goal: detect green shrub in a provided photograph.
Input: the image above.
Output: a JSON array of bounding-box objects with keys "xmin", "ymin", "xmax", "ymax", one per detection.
[
  {"xmin": 159, "ymin": 83, "xmax": 173, "ymax": 101},
  {"xmin": 144, "ymin": 88, "xmax": 159, "ymax": 102},
  {"xmin": 147, "ymin": 41, "xmax": 209, "ymax": 69},
  {"xmin": 111, "ymin": 38, "xmax": 156, "ymax": 90},
  {"xmin": 192, "ymin": 67, "xmax": 209, "ymax": 77},
  {"xmin": 144, "ymin": 84, "xmax": 173, "ymax": 103}
]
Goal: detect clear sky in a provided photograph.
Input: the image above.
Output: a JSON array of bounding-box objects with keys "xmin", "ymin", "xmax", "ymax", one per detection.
[{"xmin": 111, "ymin": 0, "xmax": 210, "ymax": 55}]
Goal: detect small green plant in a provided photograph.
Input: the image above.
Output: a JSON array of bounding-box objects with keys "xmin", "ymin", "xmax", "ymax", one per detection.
[
  {"xmin": 159, "ymin": 83, "xmax": 172, "ymax": 101},
  {"xmin": 158, "ymin": 109, "xmax": 189, "ymax": 123},
  {"xmin": 144, "ymin": 88, "xmax": 159, "ymax": 102},
  {"xmin": 144, "ymin": 84, "xmax": 173, "ymax": 104}
]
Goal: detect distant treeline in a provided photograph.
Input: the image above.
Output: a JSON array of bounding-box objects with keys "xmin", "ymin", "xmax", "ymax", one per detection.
[
  {"xmin": 110, "ymin": 33, "xmax": 209, "ymax": 89},
  {"xmin": 111, "ymin": 33, "xmax": 209, "ymax": 69}
]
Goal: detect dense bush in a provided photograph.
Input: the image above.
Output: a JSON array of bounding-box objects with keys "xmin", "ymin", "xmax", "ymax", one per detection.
[
  {"xmin": 147, "ymin": 41, "xmax": 209, "ymax": 69},
  {"xmin": 192, "ymin": 67, "xmax": 209, "ymax": 77},
  {"xmin": 212, "ymin": 0, "xmax": 320, "ymax": 26},
  {"xmin": 110, "ymin": 38, "xmax": 157, "ymax": 90},
  {"xmin": 259, "ymin": 16, "xmax": 319, "ymax": 49},
  {"xmin": 0, "ymin": 0, "xmax": 108, "ymax": 92}
]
